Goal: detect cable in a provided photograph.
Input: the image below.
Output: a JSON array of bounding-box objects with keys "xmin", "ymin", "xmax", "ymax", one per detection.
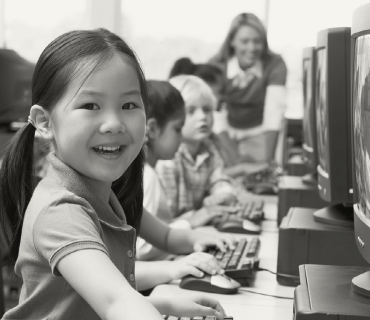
[
  {"xmin": 238, "ymin": 288, "xmax": 294, "ymax": 300},
  {"xmin": 256, "ymin": 267, "xmax": 300, "ymax": 280}
]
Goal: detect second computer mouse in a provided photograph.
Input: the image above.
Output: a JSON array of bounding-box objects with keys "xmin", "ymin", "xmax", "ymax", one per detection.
[
  {"xmin": 180, "ymin": 274, "xmax": 240, "ymax": 294},
  {"xmin": 217, "ymin": 219, "xmax": 261, "ymax": 234},
  {"xmin": 252, "ymin": 183, "xmax": 278, "ymax": 195}
]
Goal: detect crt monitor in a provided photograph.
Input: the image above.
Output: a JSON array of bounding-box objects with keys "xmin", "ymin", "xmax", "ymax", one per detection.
[
  {"xmin": 313, "ymin": 27, "xmax": 354, "ymax": 227},
  {"xmin": 301, "ymin": 46, "xmax": 318, "ymax": 186},
  {"xmin": 352, "ymin": 3, "xmax": 370, "ymax": 297},
  {"xmin": 0, "ymin": 49, "xmax": 34, "ymax": 126}
]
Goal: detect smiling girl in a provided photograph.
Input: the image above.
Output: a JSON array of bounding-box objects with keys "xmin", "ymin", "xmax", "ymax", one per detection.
[{"xmin": 0, "ymin": 29, "xmax": 226, "ymax": 320}]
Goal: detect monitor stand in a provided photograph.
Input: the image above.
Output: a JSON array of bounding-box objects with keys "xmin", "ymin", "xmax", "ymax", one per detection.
[
  {"xmin": 301, "ymin": 171, "xmax": 317, "ymax": 186},
  {"xmin": 313, "ymin": 203, "xmax": 354, "ymax": 228},
  {"xmin": 352, "ymin": 271, "xmax": 370, "ymax": 298}
]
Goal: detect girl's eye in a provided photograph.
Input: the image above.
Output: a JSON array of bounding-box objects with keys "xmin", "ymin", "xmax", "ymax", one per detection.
[
  {"xmin": 82, "ymin": 103, "xmax": 98, "ymax": 110},
  {"xmin": 122, "ymin": 102, "xmax": 137, "ymax": 110}
]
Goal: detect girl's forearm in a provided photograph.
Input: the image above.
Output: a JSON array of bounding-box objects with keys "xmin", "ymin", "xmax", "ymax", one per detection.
[
  {"xmin": 104, "ymin": 290, "xmax": 163, "ymax": 320},
  {"xmin": 147, "ymin": 296, "xmax": 174, "ymax": 316},
  {"xmin": 166, "ymin": 228, "xmax": 195, "ymax": 254},
  {"xmin": 136, "ymin": 261, "xmax": 175, "ymax": 291}
]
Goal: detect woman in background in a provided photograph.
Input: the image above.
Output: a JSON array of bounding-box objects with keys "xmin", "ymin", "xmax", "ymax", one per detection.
[{"xmin": 210, "ymin": 12, "xmax": 288, "ymax": 165}]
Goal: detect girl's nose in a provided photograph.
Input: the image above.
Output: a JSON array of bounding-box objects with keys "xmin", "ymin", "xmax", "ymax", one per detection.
[{"xmin": 99, "ymin": 112, "xmax": 126, "ymax": 134}]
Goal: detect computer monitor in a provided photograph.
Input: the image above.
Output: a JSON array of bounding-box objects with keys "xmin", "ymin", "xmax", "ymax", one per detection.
[
  {"xmin": 313, "ymin": 27, "xmax": 354, "ymax": 227},
  {"xmin": 351, "ymin": 3, "xmax": 370, "ymax": 298},
  {"xmin": 301, "ymin": 46, "xmax": 318, "ymax": 186},
  {"xmin": 0, "ymin": 49, "xmax": 34, "ymax": 126}
]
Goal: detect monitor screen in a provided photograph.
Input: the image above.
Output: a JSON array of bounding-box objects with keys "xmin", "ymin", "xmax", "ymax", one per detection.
[
  {"xmin": 315, "ymin": 48, "xmax": 329, "ymax": 175},
  {"xmin": 353, "ymin": 34, "xmax": 370, "ymax": 221}
]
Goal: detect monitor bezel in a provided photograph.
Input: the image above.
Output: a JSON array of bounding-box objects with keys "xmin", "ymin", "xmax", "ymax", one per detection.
[{"xmin": 315, "ymin": 27, "xmax": 352, "ymax": 204}]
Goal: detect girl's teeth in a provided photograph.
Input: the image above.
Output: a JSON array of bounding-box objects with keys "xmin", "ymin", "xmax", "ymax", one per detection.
[{"xmin": 93, "ymin": 146, "xmax": 121, "ymax": 153}]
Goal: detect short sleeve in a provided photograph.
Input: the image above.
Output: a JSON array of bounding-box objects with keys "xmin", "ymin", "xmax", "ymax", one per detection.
[
  {"xmin": 33, "ymin": 197, "xmax": 108, "ymax": 276},
  {"xmin": 266, "ymin": 57, "xmax": 287, "ymax": 86}
]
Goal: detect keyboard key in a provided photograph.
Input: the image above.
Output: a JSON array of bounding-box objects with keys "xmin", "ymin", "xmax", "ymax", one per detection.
[{"xmin": 233, "ymin": 238, "xmax": 247, "ymax": 255}]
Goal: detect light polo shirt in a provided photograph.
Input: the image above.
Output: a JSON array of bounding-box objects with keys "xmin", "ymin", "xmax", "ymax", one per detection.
[{"xmin": 3, "ymin": 153, "xmax": 137, "ymax": 320}]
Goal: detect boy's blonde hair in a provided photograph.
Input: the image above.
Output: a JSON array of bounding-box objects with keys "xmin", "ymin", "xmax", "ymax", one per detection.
[{"xmin": 169, "ymin": 74, "xmax": 217, "ymax": 109}]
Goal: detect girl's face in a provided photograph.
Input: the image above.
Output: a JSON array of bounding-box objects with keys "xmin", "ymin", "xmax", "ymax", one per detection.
[
  {"xmin": 49, "ymin": 54, "xmax": 146, "ymax": 187},
  {"xmin": 231, "ymin": 25, "xmax": 264, "ymax": 68},
  {"xmin": 182, "ymin": 94, "xmax": 214, "ymax": 142},
  {"xmin": 152, "ymin": 112, "xmax": 185, "ymax": 160}
]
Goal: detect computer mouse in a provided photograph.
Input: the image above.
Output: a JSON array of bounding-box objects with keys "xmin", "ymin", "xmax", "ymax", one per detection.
[
  {"xmin": 217, "ymin": 219, "xmax": 261, "ymax": 234},
  {"xmin": 252, "ymin": 183, "xmax": 278, "ymax": 195},
  {"xmin": 180, "ymin": 274, "xmax": 240, "ymax": 294}
]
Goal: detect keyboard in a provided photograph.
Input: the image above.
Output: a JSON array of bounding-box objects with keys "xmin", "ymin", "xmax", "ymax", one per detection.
[
  {"xmin": 162, "ymin": 316, "xmax": 233, "ymax": 320},
  {"xmin": 206, "ymin": 237, "xmax": 260, "ymax": 279},
  {"xmin": 236, "ymin": 199, "xmax": 264, "ymax": 221}
]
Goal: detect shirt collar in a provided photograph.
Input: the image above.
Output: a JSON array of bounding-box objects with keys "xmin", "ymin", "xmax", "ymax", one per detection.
[
  {"xmin": 178, "ymin": 142, "xmax": 211, "ymax": 169},
  {"xmin": 46, "ymin": 153, "xmax": 130, "ymax": 230},
  {"xmin": 227, "ymin": 56, "xmax": 263, "ymax": 80}
]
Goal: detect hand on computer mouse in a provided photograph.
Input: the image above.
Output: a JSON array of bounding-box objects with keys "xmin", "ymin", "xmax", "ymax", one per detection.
[
  {"xmin": 170, "ymin": 252, "xmax": 224, "ymax": 280},
  {"xmin": 189, "ymin": 205, "xmax": 240, "ymax": 228},
  {"xmin": 203, "ymin": 192, "xmax": 238, "ymax": 207},
  {"xmin": 150, "ymin": 295, "xmax": 226, "ymax": 320}
]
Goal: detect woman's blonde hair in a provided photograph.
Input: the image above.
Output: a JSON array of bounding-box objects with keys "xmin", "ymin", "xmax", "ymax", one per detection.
[
  {"xmin": 211, "ymin": 13, "xmax": 273, "ymax": 65},
  {"xmin": 169, "ymin": 74, "xmax": 217, "ymax": 110}
]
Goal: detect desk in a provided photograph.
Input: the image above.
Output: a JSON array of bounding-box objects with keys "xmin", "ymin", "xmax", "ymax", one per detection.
[{"xmin": 150, "ymin": 195, "xmax": 295, "ymax": 320}]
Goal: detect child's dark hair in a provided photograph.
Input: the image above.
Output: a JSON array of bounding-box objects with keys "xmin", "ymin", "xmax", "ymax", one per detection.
[
  {"xmin": 0, "ymin": 28, "xmax": 147, "ymax": 265},
  {"xmin": 169, "ymin": 57, "xmax": 224, "ymax": 87},
  {"xmin": 146, "ymin": 80, "xmax": 185, "ymax": 129}
]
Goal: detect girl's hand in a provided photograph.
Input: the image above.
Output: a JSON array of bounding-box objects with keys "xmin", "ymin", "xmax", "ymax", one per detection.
[
  {"xmin": 189, "ymin": 206, "xmax": 239, "ymax": 228},
  {"xmin": 192, "ymin": 231, "xmax": 236, "ymax": 253},
  {"xmin": 170, "ymin": 252, "xmax": 224, "ymax": 280},
  {"xmin": 160, "ymin": 295, "xmax": 227, "ymax": 320},
  {"xmin": 203, "ymin": 192, "xmax": 238, "ymax": 207}
]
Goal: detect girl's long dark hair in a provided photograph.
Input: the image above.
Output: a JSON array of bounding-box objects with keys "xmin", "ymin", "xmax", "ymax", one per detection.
[{"xmin": 0, "ymin": 28, "xmax": 147, "ymax": 265}]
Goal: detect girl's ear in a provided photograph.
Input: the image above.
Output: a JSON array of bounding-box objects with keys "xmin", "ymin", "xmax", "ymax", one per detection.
[
  {"xmin": 30, "ymin": 105, "xmax": 54, "ymax": 141},
  {"xmin": 146, "ymin": 118, "xmax": 161, "ymax": 140}
]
